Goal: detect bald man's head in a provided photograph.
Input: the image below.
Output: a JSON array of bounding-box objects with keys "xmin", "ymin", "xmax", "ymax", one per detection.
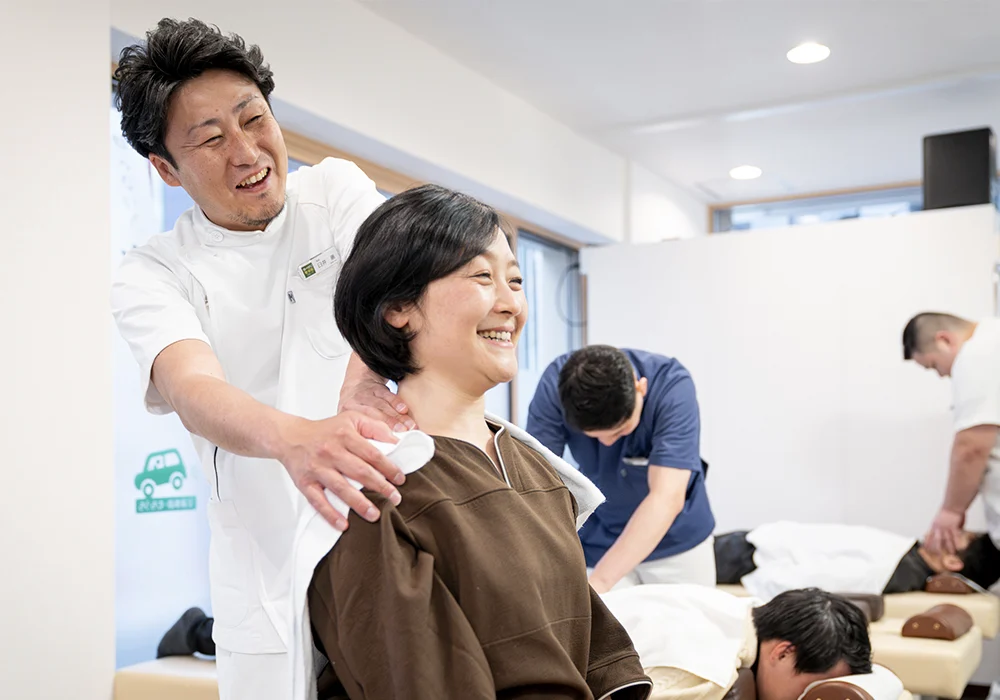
[{"xmin": 902, "ymin": 312, "xmax": 975, "ymax": 377}]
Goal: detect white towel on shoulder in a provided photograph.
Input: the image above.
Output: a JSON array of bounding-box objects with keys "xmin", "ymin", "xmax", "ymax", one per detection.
[{"xmin": 487, "ymin": 412, "xmax": 606, "ymax": 529}]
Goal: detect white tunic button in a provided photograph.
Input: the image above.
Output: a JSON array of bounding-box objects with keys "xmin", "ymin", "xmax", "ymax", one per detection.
[{"xmin": 211, "ymin": 231, "xmax": 224, "ymax": 243}]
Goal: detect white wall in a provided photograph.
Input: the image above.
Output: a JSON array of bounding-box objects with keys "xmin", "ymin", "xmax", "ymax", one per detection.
[
  {"xmin": 627, "ymin": 161, "xmax": 707, "ymax": 242},
  {"xmin": 0, "ymin": 1, "xmax": 115, "ymax": 698},
  {"xmin": 582, "ymin": 206, "xmax": 999, "ymax": 538}
]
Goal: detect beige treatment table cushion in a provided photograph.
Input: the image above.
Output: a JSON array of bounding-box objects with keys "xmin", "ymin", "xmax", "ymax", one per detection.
[
  {"xmin": 114, "ymin": 657, "xmax": 219, "ymax": 700},
  {"xmin": 717, "ymin": 585, "xmax": 998, "ymax": 638},
  {"xmin": 716, "ymin": 584, "xmax": 752, "ymax": 598},
  {"xmin": 868, "ymin": 617, "xmax": 982, "ymax": 699},
  {"xmin": 883, "ymin": 591, "xmax": 999, "ymax": 639}
]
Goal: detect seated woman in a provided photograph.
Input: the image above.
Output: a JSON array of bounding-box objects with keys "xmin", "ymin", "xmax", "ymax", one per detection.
[
  {"xmin": 714, "ymin": 522, "xmax": 1000, "ymax": 598},
  {"xmin": 303, "ymin": 184, "xmax": 651, "ymax": 700}
]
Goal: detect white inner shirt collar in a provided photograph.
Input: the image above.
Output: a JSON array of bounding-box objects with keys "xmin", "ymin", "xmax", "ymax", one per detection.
[{"xmin": 193, "ymin": 201, "xmax": 289, "ymax": 247}]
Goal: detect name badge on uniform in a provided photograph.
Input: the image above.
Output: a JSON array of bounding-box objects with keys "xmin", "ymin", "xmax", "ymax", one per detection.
[
  {"xmin": 297, "ymin": 246, "xmax": 339, "ymax": 281},
  {"xmin": 622, "ymin": 457, "xmax": 649, "ymax": 467}
]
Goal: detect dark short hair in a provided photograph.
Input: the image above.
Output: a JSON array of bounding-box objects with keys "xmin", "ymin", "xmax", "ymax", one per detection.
[
  {"xmin": 902, "ymin": 312, "xmax": 970, "ymax": 360},
  {"xmin": 114, "ymin": 18, "xmax": 275, "ymax": 165},
  {"xmin": 958, "ymin": 533, "xmax": 1000, "ymax": 590},
  {"xmin": 753, "ymin": 588, "xmax": 872, "ymax": 675},
  {"xmin": 335, "ymin": 184, "xmax": 505, "ymax": 382},
  {"xmin": 558, "ymin": 345, "xmax": 636, "ymax": 431}
]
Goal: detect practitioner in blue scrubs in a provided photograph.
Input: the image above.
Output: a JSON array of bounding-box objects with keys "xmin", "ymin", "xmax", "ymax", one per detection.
[{"xmin": 527, "ymin": 345, "xmax": 715, "ymax": 593}]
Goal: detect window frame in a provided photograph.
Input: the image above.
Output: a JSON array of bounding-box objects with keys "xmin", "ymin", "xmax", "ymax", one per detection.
[{"xmin": 707, "ymin": 180, "xmax": 926, "ymax": 233}]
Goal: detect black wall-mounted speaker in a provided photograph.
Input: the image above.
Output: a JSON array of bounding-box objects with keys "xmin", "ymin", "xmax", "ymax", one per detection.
[{"xmin": 922, "ymin": 127, "xmax": 996, "ymax": 211}]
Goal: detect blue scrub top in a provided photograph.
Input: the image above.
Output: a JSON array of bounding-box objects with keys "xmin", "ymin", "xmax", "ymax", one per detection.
[{"xmin": 526, "ymin": 349, "xmax": 715, "ymax": 567}]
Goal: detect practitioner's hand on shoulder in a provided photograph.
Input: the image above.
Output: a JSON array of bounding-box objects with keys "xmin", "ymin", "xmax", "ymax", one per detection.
[
  {"xmin": 275, "ymin": 412, "xmax": 406, "ymax": 531},
  {"xmin": 924, "ymin": 508, "xmax": 965, "ymax": 555},
  {"xmin": 339, "ymin": 373, "xmax": 417, "ymax": 433}
]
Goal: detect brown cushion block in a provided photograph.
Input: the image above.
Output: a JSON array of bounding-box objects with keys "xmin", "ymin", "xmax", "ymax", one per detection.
[
  {"xmin": 901, "ymin": 604, "xmax": 973, "ymax": 641},
  {"xmin": 925, "ymin": 573, "xmax": 979, "ymax": 595},
  {"xmin": 869, "ymin": 616, "xmax": 981, "ymax": 698},
  {"xmin": 802, "ymin": 680, "xmax": 875, "ymax": 700},
  {"xmin": 722, "ymin": 667, "xmax": 756, "ymax": 700},
  {"xmin": 883, "ymin": 591, "xmax": 999, "ymax": 639}
]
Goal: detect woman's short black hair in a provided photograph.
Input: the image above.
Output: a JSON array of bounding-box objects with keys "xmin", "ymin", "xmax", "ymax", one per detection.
[
  {"xmin": 558, "ymin": 345, "xmax": 636, "ymax": 431},
  {"xmin": 114, "ymin": 18, "xmax": 275, "ymax": 165},
  {"xmin": 335, "ymin": 184, "xmax": 506, "ymax": 383},
  {"xmin": 753, "ymin": 588, "xmax": 872, "ymax": 676}
]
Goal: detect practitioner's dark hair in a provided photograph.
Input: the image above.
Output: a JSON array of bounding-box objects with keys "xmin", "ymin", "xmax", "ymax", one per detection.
[
  {"xmin": 558, "ymin": 345, "xmax": 636, "ymax": 432},
  {"xmin": 902, "ymin": 312, "xmax": 972, "ymax": 360},
  {"xmin": 114, "ymin": 18, "xmax": 275, "ymax": 165}
]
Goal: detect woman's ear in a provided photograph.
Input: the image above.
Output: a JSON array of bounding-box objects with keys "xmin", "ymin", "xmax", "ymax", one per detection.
[{"xmin": 383, "ymin": 303, "xmax": 411, "ymax": 330}]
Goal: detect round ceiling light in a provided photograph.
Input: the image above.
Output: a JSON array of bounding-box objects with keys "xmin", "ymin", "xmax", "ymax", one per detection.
[
  {"xmin": 729, "ymin": 165, "xmax": 762, "ymax": 180},
  {"xmin": 787, "ymin": 42, "xmax": 830, "ymax": 64}
]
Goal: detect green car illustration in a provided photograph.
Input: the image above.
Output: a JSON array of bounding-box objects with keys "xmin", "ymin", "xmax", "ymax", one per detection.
[{"xmin": 135, "ymin": 449, "xmax": 187, "ymax": 499}]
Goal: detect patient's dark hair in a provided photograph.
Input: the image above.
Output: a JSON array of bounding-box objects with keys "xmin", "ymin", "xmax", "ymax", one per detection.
[
  {"xmin": 753, "ymin": 589, "xmax": 872, "ymax": 675},
  {"xmin": 335, "ymin": 184, "xmax": 504, "ymax": 382},
  {"xmin": 558, "ymin": 345, "xmax": 636, "ymax": 431},
  {"xmin": 958, "ymin": 533, "xmax": 1000, "ymax": 590},
  {"xmin": 114, "ymin": 18, "xmax": 275, "ymax": 165},
  {"xmin": 902, "ymin": 312, "xmax": 972, "ymax": 360}
]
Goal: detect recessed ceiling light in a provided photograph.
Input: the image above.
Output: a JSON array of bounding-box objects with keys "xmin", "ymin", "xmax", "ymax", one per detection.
[
  {"xmin": 787, "ymin": 42, "xmax": 830, "ymax": 64},
  {"xmin": 729, "ymin": 165, "xmax": 762, "ymax": 180}
]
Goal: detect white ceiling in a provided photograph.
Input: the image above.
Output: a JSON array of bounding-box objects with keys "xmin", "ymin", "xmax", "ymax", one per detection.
[{"xmin": 362, "ymin": 0, "xmax": 1000, "ymax": 202}]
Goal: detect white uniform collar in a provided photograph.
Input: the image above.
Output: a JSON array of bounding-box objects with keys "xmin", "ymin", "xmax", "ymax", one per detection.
[{"xmin": 192, "ymin": 201, "xmax": 289, "ymax": 248}]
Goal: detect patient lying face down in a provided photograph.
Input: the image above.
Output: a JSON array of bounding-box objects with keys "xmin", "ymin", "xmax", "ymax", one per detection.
[
  {"xmin": 752, "ymin": 589, "xmax": 872, "ymax": 700},
  {"xmin": 715, "ymin": 525, "xmax": 1000, "ymax": 594},
  {"xmin": 601, "ymin": 586, "xmax": 871, "ymax": 700}
]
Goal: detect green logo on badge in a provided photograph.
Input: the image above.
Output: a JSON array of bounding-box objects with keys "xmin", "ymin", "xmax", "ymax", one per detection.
[
  {"xmin": 134, "ymin": 449, "xmax": 196, "ymax": 513},
  {"xmin": 301, "ymin": 262, "xmax": 316, "ymax": 278}
]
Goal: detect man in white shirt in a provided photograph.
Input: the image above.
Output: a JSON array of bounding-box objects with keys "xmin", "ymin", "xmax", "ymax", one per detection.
[
  {"xmin": 112, "ymin": 18, "xmax": 415, "ymax": 699},
  {"xmin": 903, "ymin": 312, "xmax": 1000, "ymax": 556}
]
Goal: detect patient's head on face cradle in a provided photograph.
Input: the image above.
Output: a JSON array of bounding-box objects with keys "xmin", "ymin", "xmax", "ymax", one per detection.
[
  {"xmin": 753, "ymin": 589, "xmax": 872, "ymax": 700},
  {"xmin": 335, "ymin": 184, "xmax": 525, "ymax": 404},
  {"xmin": 919, "ymin": 531, "xmax": 1000, "ymax": 589},
  {"xmin": 919, "ymin": 530, "xmax": 978, "ymax": 573}
]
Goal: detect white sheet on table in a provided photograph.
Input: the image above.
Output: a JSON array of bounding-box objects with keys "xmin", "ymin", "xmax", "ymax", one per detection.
[
  {"xmin": 742, "ymin": 522, "xmax": 916, "ymax": 601},
  {"xmin": 601, "ymin": 584, "xmax": 757, "ymax": 688}
]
